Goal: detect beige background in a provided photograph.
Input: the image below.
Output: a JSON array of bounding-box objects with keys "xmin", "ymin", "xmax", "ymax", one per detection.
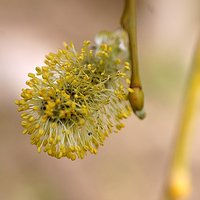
[{"xmin": 0, "ymin": 0, "xmax": 200, "ymax": 200}]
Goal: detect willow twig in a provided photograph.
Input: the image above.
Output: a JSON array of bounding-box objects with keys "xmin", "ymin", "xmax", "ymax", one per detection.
[
  {"xmin": 162, "ymin": 36, "xmax": 200, "ymax": 200},
  {"xmin": 121, "ymin": 0, "xmax": 145, "ymax": 119}
]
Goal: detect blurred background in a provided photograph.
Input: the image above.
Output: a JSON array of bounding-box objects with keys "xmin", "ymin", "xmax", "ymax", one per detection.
[{"xmin": 0, "ymin": 0, "xmax": 200, "ymax": 199}]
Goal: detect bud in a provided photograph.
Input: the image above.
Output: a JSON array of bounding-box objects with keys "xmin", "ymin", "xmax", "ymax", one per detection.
[
  {"xmin": 128, "ymin": 87, "xmax": 145, "ymax": 119},
  {"xmin": 169, "ymin": 169, "xmax": 191, "ymax": 199}
]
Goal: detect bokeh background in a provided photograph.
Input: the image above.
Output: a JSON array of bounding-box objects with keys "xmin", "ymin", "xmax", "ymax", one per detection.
[{"xmin": 0, "ymin": 0, "xmax": 200, "ymax": 200}]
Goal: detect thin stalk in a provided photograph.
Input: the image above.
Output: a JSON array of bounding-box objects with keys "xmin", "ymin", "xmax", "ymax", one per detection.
[
  {"xmin": 121, "ymin": 0, "xmax": 145, "ymax": 119},
  {"xmin": 162, "ymin": 36, "xmax": 200, "ymax": 200}
]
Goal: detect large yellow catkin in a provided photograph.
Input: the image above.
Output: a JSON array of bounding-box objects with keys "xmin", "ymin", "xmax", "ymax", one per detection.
[{"xmin": 15, "ymin": 39, "xmax": 132, "ymax": 160}]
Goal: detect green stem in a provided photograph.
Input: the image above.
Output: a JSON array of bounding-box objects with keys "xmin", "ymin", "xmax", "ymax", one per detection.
[
  {"xmin": 121, "ymin": 0, "xmax": 140, "ymax": 87},
  {"xmin": 163, "ymin": 36, "xmax": 200, "ymax": 200},
  {"xmin": 121, "ymin": 0, "xmax": 145, "ymax": 119}
]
